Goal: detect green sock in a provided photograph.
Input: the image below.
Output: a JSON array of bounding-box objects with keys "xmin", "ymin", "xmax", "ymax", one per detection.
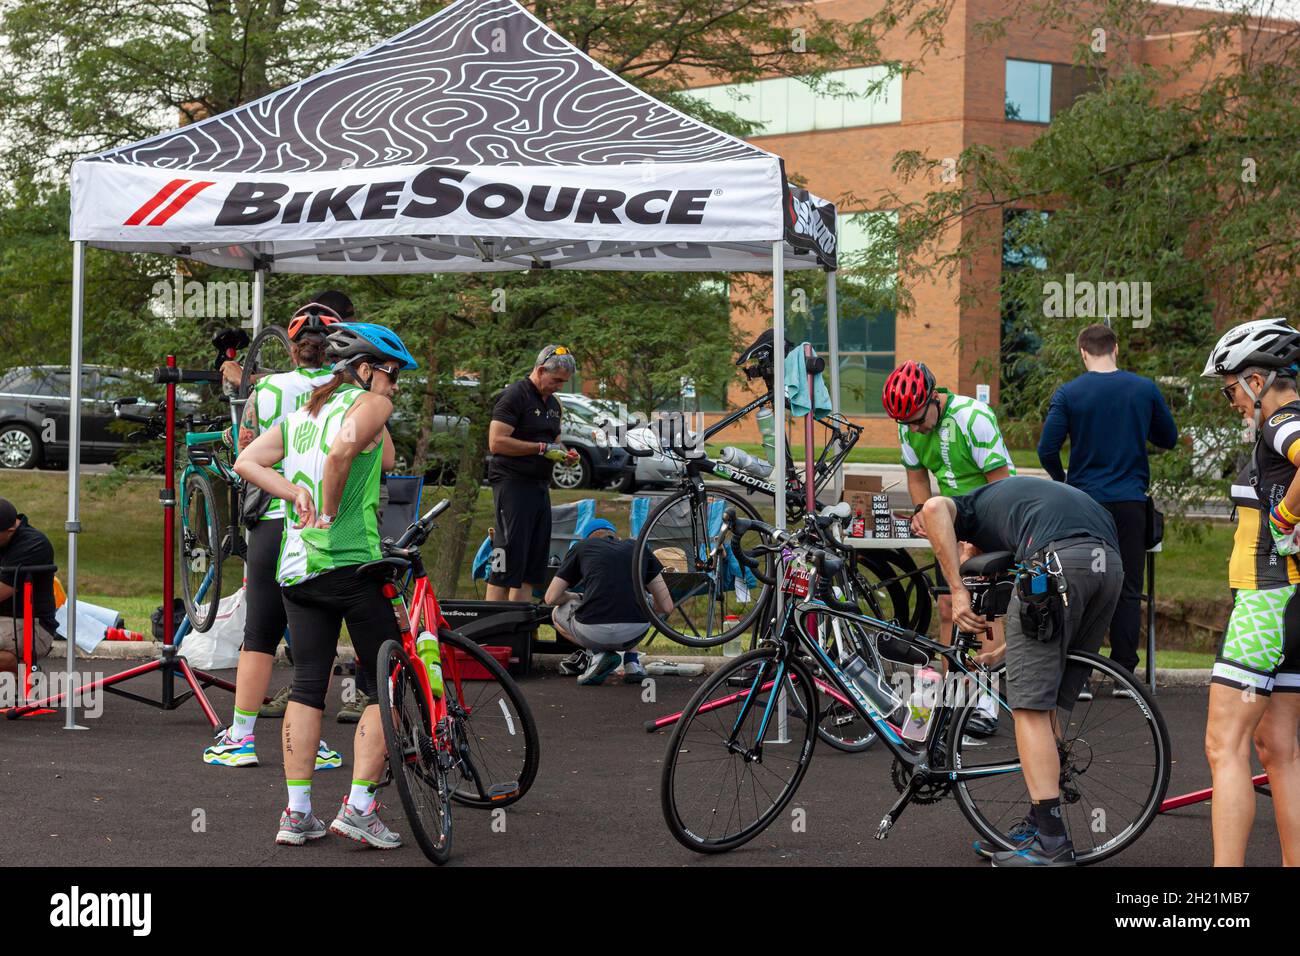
[{"xmin": 287, "ymin": 779, "xmax": 311, "ymax": 814}]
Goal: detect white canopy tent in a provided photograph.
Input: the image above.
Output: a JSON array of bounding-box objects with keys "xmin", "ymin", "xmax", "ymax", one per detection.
[{"xmin": 62, "ymin": 0, "xmax": 844, "ymax": 727}]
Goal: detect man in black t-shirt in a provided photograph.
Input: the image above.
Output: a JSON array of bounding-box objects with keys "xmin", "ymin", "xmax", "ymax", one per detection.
[
  {"xmin": 921, "ymin": 476, "xmax": 1123, "ymax": 867},
  {"xmin": 544, "ymin": 521, "xmax": 673, "ymax": 686},
  {"xmin": 0, "ymin": 498, "xmax": 58, "ymax": 674},
  {"xmin": 485, "ymin": 345, "xmax": 580, "ymax": 602}
]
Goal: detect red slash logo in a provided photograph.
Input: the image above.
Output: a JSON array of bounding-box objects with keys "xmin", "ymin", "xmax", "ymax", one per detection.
[{"xmin": 124, "ymin": 179, "xmax": 217, "ymax": 226}]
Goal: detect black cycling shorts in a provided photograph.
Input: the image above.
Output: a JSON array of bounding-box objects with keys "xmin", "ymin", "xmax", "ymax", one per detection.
[
  {"xmin": 279, "ymin": 566, "xmax": 399, "ymax": 710},
  {"xmin": 487, "ymin": 479, "xmax": 552, "ymax": 589},
  {"xmin": 242, "ymin": 518, "xmax": 287, "ymax": 656}
]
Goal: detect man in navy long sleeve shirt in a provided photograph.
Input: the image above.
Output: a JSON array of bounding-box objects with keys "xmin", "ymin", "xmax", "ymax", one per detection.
[{"xmin": 1037, "ymin": 324, "xmax": 1178, "ymax": 676}]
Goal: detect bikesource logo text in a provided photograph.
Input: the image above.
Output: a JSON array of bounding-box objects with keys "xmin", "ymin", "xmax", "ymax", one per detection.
[
  {"xmin": 49, "ymin": 886, "xmax": 152, "ymax": 936},
  {"xmin": 125, "ymin": 168, "xmax": 716, "ymax": 229}
]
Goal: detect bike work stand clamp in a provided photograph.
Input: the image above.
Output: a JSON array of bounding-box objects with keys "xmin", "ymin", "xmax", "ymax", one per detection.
[{"xmin": 7, "ymin": 355, "xmax": 237, "ymax": 725}]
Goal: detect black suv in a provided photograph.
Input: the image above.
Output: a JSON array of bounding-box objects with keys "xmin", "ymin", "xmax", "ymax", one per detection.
[{"xmin": 0, "ymin": 365, "xmax": 154, "ymax": 469}]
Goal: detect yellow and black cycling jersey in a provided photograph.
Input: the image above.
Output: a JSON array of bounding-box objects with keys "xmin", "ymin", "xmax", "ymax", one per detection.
[{"xmin": 1230, "ymin": 400, "xmax": 1300, "ymax": 589}]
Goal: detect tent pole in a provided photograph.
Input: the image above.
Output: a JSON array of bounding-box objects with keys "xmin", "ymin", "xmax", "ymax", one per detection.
[
  {"xmin": 64, "ymin": 240, "xmax": 88, "ymax": 731},
  {"xmin": 826, "ymin": 264, "xmax": 841, "ymax": 502},
  {"xmin": 251, "ymin": 266, "xmax": 266, "ymax": 336},
  {"xmin": 772, "ymin": 240, "xmax": 786, "ymax": 533}
]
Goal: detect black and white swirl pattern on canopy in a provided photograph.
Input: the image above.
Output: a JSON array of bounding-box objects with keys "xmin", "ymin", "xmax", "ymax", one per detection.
[{"xmin": 91, "ymin": 0, "xmax": 769, "ymax": 173}]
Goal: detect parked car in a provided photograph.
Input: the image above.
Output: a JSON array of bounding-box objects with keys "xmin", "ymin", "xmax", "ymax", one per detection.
[{"xmin": 0, "ymin": 365, "xmax": 172, "ymax": 469}]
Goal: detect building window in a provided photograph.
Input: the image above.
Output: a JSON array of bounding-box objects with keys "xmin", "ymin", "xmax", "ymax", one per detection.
[
  {"xmin": 786, "ymin": 211, "xmax": 898, "ymax": 416},
  {"xmin": 1005, "ymin": 60, "xmax": 1101, "ymax": 123},
  {"xmin": 690, "ymin": 66, "xmax": 902, "ymax": 137}
]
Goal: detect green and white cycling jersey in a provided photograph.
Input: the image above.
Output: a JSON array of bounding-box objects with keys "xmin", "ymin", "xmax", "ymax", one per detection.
[
  {"xmin": 276, "ymin": 384, "xmax": 384, "ymax": 587},
  {"xmin": 899, "ymin": 388, "xmax": 1015, "ymax": 496},
  {"xmin": 249, "ymin": 367, "xmax": 334, "ymax": 521}
]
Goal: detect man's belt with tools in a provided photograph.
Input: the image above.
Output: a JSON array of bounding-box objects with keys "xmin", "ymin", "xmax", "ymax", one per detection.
[{"xmin": 1016, "ymin": 549, "xmax": 1069, "ymax": 642}]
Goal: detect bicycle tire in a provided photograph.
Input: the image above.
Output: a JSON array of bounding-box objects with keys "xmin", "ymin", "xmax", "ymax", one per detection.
[
  {"xmin": 632, "ymin": 486, "xmax": 772, "ymax": 648},
  {"xmin": 437, "ymin": 628, "xmax": 540, "ymax": 809},
  {"xmin": 238, "ymin": 324, "xmax": 294, "ymax": 403},
  {"xmin": 866, "ymin": 550, "xmax": 932, "ymax": 635},
  {"xmin": 180, "ymin": 469, "xmax": 222, "ymax": 633},
  {"xmin": 949, "ymin": 650, "xmax": 1171, "ymax": 866},
  {"xmin": 661, "ymin": 647, "xmax": 818, "ymax": 853},
  {"xmin": 376, "ymin": 639, "xmax": 453, "ymax": 865}
]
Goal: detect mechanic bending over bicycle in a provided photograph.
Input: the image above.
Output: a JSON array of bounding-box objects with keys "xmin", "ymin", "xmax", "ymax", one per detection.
[
  {"xmin": 921, "ymin": 475, "xmax": 1122, "ymax": 866},
  {"xmin": 884, "ymin": 361, "xmax": 1013, "ymax": 734},
  {"xmin": 203, "ymin": 301, "xmax": 350, "ymax": 771},
  {"xmin": 234, "ymin": 322, "xmax": 417, "ymax": 850},
  {"xmin": 1203, "ymin": 319, "xmax": 1300, "ymax": 868}
]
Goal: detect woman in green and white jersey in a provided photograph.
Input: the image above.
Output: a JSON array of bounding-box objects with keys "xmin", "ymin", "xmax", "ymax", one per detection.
[
  {"xmin": 235, "ymin": 322, "xmax": 416, "ymax": 849},
  {"xmin": 203, "ymin": 303, "xmax": 345, "ymax": 771}
]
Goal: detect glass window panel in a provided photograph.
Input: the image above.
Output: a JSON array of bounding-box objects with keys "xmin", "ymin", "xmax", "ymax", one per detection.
[
  {"xmin": 1006, "ymin": 59, "xmax": 1050, "ymax": 122},
  {"xmin": 813, "ymin": 78, "xmax": 846, "ymax": 130},
  {"xmin": 692, "ymin": 66, "xmax": 901, "ymax": 136},
  {"xmin": 784, "ymin": 77, "xmax": 816, "ymax": 134}
]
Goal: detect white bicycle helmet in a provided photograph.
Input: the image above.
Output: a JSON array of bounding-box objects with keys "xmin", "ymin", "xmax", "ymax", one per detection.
[{"xmin": 1202, "ymin": 317, "xmax": 1300, "ymax": 377}]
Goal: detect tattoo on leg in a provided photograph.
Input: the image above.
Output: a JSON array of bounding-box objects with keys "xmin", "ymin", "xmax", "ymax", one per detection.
[{"xmin": 284, "ymin": 721, "xmax": 293, "ymax": 754}]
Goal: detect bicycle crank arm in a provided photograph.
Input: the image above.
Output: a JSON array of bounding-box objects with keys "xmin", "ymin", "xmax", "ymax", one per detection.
[{"xmin": 875, "ymin": 781, "xmax": 921, "ymax": 840}]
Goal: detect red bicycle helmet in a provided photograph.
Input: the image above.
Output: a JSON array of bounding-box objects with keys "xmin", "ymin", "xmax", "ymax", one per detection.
[{"xmin": 882, "ymin": 361, "xmax": 937, "ymax": 422}]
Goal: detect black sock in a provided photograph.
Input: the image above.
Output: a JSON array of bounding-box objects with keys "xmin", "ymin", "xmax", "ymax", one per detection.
[
  {"xmin": 1026, "ymin": 804, "xmax": 1038, "ymax": 828},
  {"xmin": 1034, "ymin": 797, "xmax": 1066, "ymax": 840}
]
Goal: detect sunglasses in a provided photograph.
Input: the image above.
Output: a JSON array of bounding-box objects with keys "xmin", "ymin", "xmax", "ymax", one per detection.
[
  {"xmin": 898, "ymin": 399, "xmax": 934, "ymax": 426},
  {"xmin": 370, "ymin": 362, "xmax": 401, "ymax": 380}
]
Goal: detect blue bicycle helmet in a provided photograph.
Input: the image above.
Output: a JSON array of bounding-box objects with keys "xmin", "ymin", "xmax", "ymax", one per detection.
[{"xmin": 325, "ymin": 322, "xmax": 419, "ymax": 371}]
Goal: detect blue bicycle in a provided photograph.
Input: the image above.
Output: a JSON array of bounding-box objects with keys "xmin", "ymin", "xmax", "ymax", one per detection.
[{"xmin": 659, "ymin": 512, "xmax": 1172, "ymax": 865}]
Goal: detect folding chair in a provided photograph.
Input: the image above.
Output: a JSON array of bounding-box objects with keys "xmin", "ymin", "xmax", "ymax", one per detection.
[
  {"xmin": 1, "ymin": 563, "xmax": 59, "ymax": 716},
  {"xmin": 380, "ymin": 475, "xmax": 425, "ymax": 542}
]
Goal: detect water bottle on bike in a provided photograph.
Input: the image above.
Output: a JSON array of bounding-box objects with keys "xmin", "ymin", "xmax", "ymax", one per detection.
[
  {"xmin": 902, "ymin": 666, "xmax": 942, "ymax": 741},
  {"xmin": 415, "ymin": 631, "xmax": 444, "ymax": 698},
  {"xmin": 842, "ymin": 654, "xmax": 907, "ymax": 725}
]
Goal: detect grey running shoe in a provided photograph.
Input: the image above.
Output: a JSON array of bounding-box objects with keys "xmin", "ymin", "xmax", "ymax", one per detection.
[
  {"xmin": 337, "ymin": 690, "xmax": 371, "ymax": 724},
  {"xmin": 329, "ymin": 800, "xmax": 402, "ymax": 849},
  {"xmin": 991, "ymin": 835, "xmax": 1076, "ymax": 867},
  {"xmin": 275, "ymin": 809, "xmax": 327, "ymax": 846},
  {"xmin": 1112, "ymin": 686, "xmax": 1135, "ymax": 700},
  {"xmin": 622, "ymin": 656, "xmax": 648, "ymax": 683},
  {"xmin": 578, "ymin": 651, "xmax": 622, "ymax": 686},
  {"xmin": 1076, "ymin": 682, "xmax": 1094, "ymax": 702},
  {"xmin": 259, "ymin": 685, "xmax": 290, "ymax": 718}
]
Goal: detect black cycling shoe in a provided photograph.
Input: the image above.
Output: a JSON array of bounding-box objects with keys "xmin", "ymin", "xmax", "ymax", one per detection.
[
  {"xmin": 990, "ymin": 835, "xmax": 1076, "ymax": 867},
  {"xmin": 965, "ymin": 713, "xmax": 999, "ymax": 738},
  {"xmin": 973, "ymin": 816, "xmax": 1036, "ymax": 860},
  {"xmin": 558, "ymin": 651, "xmax": 589, "ymax": 676}
]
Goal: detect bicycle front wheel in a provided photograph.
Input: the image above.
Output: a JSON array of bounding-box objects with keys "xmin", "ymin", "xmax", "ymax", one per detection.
[
  {"xmin": 950, "ymin": 650, "xmax": 1171, "ymax": 866},
  {"xmin": 439, "ymin": 629, "xmax": 540, "ymax": 809},
  {"xmin": 180, "ymin": 469, "xmax": 222, "ymax": 633},
  {"xmin": 661, "ymin": 647, "xmax": 817, "ymax": 853},
  {"xmin": 632, "ymin": 486, "xmax": 772, "ymax": 648},
  {"xmin": 376, "ymin": 639, "xmax": 452, "ymax": 865}
]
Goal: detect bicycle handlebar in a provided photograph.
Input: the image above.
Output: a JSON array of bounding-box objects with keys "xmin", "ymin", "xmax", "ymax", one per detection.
[{"xmin": 395, "ymin": 498, "xmax": 452, "ymax": 549}]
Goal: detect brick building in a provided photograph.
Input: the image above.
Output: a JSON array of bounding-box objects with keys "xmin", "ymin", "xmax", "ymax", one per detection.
[{"xmin": 685, "ymin": 0, "xmax": 1291, "ymax": 445}]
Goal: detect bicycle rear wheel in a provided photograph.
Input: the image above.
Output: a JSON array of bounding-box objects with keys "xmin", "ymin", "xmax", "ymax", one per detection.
[
  {"xmin": 438, "ymin": 629, "xmax": 540, "ymax": 809},
  {"xmin": 376, "ymin": 639, "xmax": 452, "ymax": 865},
  {"xmin": 632, "ymin": 486, "xmax": 772, "ymax": 648},
  {"xmin": 238, "ymin": 325, "xmax": 294, "ymax": 404},
  {"xmin": 180, "ymin": 470, "xmax": 222, "ymax": 633},
  {"xmin": 950, "ymin": 650, "xmax": 1170, "ymax": 865},
  {"xmin": 661, "ymin": 648, "xmax": 817, "ymax": 853}
]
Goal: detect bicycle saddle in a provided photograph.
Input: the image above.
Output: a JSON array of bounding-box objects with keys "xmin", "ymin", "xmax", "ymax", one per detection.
[
  {"xmin": 735, "ymin": 329, "xmax": 794, "ymax": 368},
  {"xmin": 358, "ymin": 556, "xmax": 410, "ymax": 581},
  {"xmin": 959, "ymin": 551, "xmax": 1016, "ymax": 578}
]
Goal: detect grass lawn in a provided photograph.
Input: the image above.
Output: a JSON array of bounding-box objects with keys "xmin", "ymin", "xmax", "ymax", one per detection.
[{"xmin": 9, "ymin": 470, "xmax": 1226, "ymax": 665}]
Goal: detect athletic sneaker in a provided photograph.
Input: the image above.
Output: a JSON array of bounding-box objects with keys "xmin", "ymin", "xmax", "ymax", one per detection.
[
  {"xmin": 329, "ymin": 799, "xmax": 402, "ymax": 849},
  {"xmin": 203, "ymin": 729, "xmax": 257, "ymax": 767},
  {"xmin": 973, "ymin": 816, "xmax": 1036, "ymax": 860},
  {"xmin": 559, "ymin": 650, "xmax": 590, "ymax": 676},
  {"xmin": 337, "ymin": 690, "xmax": 370, "ymax": 724},
  {"xmin": 1077, "ymin": 682, "xmax": 1094, "ymax": 702},
  {"xmin": 990, "ymin": 835, "xmax": 1076, "ymax": 867},
  {"xmin": 622, "ymin": 657, "xmax": 648, "ymax": 683},
  {"xmin": 1112, "ymin": 686, "xmax": 1135, "ymax": 700},
  {"xmin": 259, "ymin": 685, "xmax": 290, "ymax": 718},
  {"xmin": 315, "ymin": 739, "xmax": 343, "ymax": 771},
  {"xmin": 965, "ymin": 714, "xmax": 999, "ymax": 738},
  {"xmin": 274, "ymin": 808, "xmax": 328, "ymax": 846},
  {"xmin": 577, "ymin": 651, "xmax": 621, "ymax": 686}
]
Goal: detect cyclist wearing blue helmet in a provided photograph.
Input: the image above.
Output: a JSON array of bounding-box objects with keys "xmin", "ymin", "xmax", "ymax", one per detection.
[{"xmin": 235, "ymin": 321, "xmax": 417, "ymax": 850}]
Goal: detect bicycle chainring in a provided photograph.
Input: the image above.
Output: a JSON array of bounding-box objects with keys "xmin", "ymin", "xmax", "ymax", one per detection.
[{"xmin": 890, "ymin": 759, "xmax": 950, "ymax": 804}]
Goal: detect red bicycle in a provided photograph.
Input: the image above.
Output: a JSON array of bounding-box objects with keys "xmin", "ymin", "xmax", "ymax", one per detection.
[{"xmin": 365, "ymin": 499, "xmax": 540, "ymax": 865}]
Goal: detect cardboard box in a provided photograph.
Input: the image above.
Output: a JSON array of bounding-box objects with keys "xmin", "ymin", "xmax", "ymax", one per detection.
[{"xmin": 842, "ymin": 474, "xmax": 882, "ymax": 515}]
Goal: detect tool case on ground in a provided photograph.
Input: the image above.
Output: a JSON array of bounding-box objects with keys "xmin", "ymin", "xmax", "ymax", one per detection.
[{"xmin": 438, "ymin": 601, "xmax": 553, "ymax": 676}]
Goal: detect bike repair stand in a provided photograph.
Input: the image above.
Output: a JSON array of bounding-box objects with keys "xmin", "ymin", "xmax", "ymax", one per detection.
[{"xmin": 8, "ymin": 356, "xmax": 236, "ymax": 727}]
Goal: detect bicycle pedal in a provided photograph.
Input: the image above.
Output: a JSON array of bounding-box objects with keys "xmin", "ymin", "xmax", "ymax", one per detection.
[
  {"xmin": 488, "ymin": 782, "xmax": 520, "ymax": 801},
  {"xmin": 875, "ymin": 817, "xmax": 893, "ymax": 841}
]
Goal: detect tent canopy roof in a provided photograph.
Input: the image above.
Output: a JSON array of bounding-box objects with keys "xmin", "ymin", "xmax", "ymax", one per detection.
[{"xmin": 69, "ymin": 0, "xmax": 837, "ymax": 274}]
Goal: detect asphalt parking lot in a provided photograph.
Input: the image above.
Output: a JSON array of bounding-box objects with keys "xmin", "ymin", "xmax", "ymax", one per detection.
[{"xmin": 0, "ymin": 662, "xmax": 1282, "ymax": 867}]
